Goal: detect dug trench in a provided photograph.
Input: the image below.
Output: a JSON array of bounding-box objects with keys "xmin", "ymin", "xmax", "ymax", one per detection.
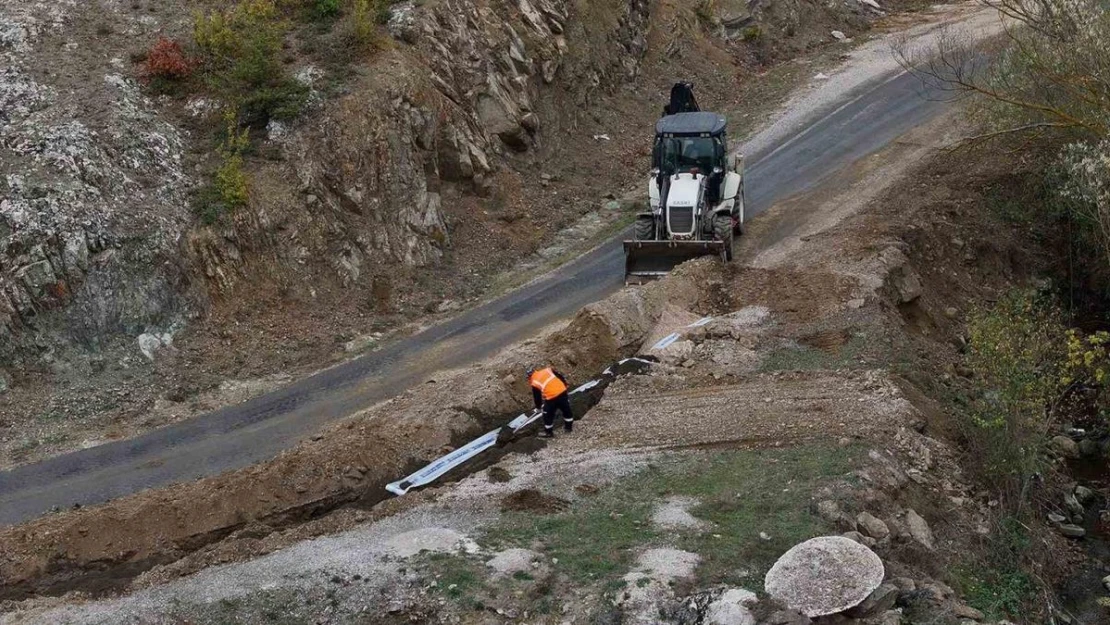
[
  {"xmin": 0, "ymin": 265, "xmax": 719, "ymax": 601},
  {"xmin": 0, "ymin": 109, "xmax": 968, "ymax": 606},
  {"xmin": 7, "ymin": 123, "xmax": 1110, "ymax": 621}
]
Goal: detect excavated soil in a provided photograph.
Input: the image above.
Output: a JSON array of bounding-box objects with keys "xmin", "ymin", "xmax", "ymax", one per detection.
[
  {"xmin": 2, "ymin": 85, "xmax": 1083, "ymax": 624},
  {"xmin": 500, "ymin": 489, "xmax": 571, "ymax": 514}
]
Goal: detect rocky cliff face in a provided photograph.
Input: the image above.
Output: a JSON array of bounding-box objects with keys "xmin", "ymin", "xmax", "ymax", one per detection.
[
  {"xmin": 186, "ymin": 0, "xmax": 652, "ymax": 296},
  {"xmin": 0, "ymin": 1, "xmax": 193, "ymax": 371},
  {"xmin": 0, "ymin": 0, "xmax": 904, "ymax": 392}
]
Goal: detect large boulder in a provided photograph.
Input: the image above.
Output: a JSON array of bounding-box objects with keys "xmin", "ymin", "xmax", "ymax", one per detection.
[{"xmin": 764, "ymin": 536, "xmax": 885, "ymax": 617}]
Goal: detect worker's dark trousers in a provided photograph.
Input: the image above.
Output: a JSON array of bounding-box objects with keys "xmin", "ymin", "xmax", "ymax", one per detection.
[{"xmin": 543, "ymin": 392, "xmax": 574, "ymax": 432}]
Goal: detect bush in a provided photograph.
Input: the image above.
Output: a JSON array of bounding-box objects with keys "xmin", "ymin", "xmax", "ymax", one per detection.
[
  {"xmin": 193, "ymin": 0, "xmax": 307, "ymax": 127},
  {"xmin": 195, "ymin": 113, "xmax": 251, "ymax": 224},
  {"xmin": 313, "ymin": 0, "xmax": 341, "ymax": 19},
  {"xmin": 142, "ymin": 37, "xmax": 193, "ymax": 82},
  {"xmin": 963, "ymin": 289, "xmax": 1068, "ymax": 499}
]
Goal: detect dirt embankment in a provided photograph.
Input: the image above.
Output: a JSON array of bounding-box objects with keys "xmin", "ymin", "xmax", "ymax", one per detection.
[
  {"xmin": 0, "ymin": 0, "xmax": 932, "ymax": 468},
  {"xmin": 0, "ymin": 103, "xmax": 1079, "ymax": 624},
  {"xmin": 0, "ymin": 257, "xmax": 726, "ymax": 601},
  {"xmin": 2, "ymin": 100, "xmax": 1084, "ymax": 624}
]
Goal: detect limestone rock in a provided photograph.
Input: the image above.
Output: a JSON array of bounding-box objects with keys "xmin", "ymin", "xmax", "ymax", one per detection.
[
  {"xmin": 138, "ymin": 334, "xmax": 164, "ymax": 361},
  {"xmin": 764, "ymin": 536, "xmax": 885, "ymax": 617},
  {"xmin": 1074, "ymin": 485, "xmax": 1096, "ymax": 505},
  {"xmin": 905, "ymin": 509, "xmax": 935, "ymax": 550},
  {"xmin": 846, "ymin": 583, "xmax": 898, "ymax": 618},
  {"xmin": 705, "ymin": 588, "xmax": 758, "ymax": 625},
  {"xmin": 486, "ymin": 548, "xmax": 542, "ymax": 576},
  {"xmin": 1051, "ymin": 435, "xmax": 1080, "ymax": 459},
  {"xmin": 856, "ymin": 512, "xmax": 890, "ymax": 540},
  {"xmin": 1058, "ymin": 524, "xmax": 1086, "ymax": 538}
]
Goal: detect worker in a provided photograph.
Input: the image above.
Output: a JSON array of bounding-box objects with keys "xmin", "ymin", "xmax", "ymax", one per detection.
[{"xmin": 527, "ymin": 365, "xmax": 573, "ymax": 438}]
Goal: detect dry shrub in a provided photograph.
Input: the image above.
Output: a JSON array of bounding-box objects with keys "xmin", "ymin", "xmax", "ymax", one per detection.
[{"xmin": 142, "ymin": 37, "xmax": 193, "ymax": 81}]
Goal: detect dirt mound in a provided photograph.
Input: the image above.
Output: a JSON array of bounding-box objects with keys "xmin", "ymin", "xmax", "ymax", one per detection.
[
  {"xmin": 801, "ymin": 328, "xmax": 853, "ymax": 353},
  {"xmin": 500, "ymin": 489, "xmax": 570, "ymax": 514},
  {"xmin": 487, "ymin": 467, "xmax": 513, "ymax": 483}
]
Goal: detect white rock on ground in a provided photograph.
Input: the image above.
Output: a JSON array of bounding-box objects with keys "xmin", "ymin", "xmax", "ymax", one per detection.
[
  {"xmin": 383, "ymin": 527, "xmax": 479, "ymax": 558},
  {"xmin": 764, "ymin": 536, "xmax": 885, "ymax": 617},
  {"xmin": 905, "ymin": 509, "xmax": 935, "ymax": 550},
  {"xmin": 620, "ymin": 548, "xmax": 701, "ymax": 624},
  {"xmin": 705, "ymin": 588, "xmax": 759, "ymax": 625},
  {"xmin": 486, "ymin": 548, "xmax": 542, "ymax": 576},
  {"xmin": 651, "ymin": 496, "xmax": 711, "ymax": 531}
]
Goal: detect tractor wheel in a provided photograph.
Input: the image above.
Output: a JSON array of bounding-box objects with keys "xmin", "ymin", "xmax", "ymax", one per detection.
[
  {"xmin": 713, "ymin": 214, "xmax": 734, "ymax": 262},
  {"xmin": 634, "ymin": 215, "xmax": 655, "ymax": 240}
]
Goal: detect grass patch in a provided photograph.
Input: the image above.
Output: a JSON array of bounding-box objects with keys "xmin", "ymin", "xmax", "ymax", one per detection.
[
  {"xmin": 758, "ymin": 333, "xmax": 868, "ymax": 372},
  {"xmin": 488, "ymin": 445, "xmax": 859, "ymax": 591},
  {"xmin": 950, "ymin": 515, "xmax": 1037, "ymax": 621},
  {"xmin": 953, "ymin": 564, "xmax": 1035, "ymax": 621},
  {"xmin": 416, "ymin": 552, "xmax": 490, "ymax": 608}
]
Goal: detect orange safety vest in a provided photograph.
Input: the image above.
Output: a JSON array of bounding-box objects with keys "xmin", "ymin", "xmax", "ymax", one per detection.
[{"xmin": 530, "ymin": 367, "xmax": 568, "ymax": 401}]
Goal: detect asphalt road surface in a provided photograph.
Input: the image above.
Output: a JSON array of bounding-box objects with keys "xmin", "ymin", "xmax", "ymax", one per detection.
[{"xmin": 0, "ymin": 68, "xmax": 950, "ymax": 526}]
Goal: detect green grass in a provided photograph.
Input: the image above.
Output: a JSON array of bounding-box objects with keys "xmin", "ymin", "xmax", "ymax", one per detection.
[
  {"xmin": 758, "ymin": 333, "xmax": 869, "ymax": 373},
  {"xmin": 487, "ymin": 445, "xmax": 860, "ymax": 591},
  {"xmin": 952, "ymin": 565, "xmax": 1035, "ymax": 621},
  {"xmin": 423, "ymin": 552, "xmax": 485, "ymax": 599}
]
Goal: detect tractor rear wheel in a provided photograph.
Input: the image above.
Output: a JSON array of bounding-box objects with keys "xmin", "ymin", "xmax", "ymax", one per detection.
[
  {"xmin": 634, "ymin": 215, "xmax": 656, "ymax": 240},
  {"xmin": 713, "ymin": 215, "xmax": 734, "ymax": 262}
]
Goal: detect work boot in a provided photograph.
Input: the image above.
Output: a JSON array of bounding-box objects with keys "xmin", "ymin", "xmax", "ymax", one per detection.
[
  {"xmin": 538, "ymin": 428, "xmax": 554, "ymax": 439},
  {"xmin": 564, "ymin": 420, "xmax": 574, "ymax": 433}
]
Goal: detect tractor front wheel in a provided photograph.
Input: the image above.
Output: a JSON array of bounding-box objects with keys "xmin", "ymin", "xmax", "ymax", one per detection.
[
  {"xmin": 713, "ymin": 215, "xmax": 734, "ymax": 262},
  {"xmin": 634, "ymin": 215, "xmax": 656, "ymax": 241}
]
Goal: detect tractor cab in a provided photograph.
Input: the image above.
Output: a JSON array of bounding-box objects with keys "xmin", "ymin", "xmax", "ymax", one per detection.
[{"xmin": 652, "ymin": 112, "xmax": 733, "ymax": 205}]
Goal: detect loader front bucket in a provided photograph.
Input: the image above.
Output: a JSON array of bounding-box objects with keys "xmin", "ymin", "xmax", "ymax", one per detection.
[{"xmin": 623, "ymin": 240, "xmax": 725, "ymax": 284}]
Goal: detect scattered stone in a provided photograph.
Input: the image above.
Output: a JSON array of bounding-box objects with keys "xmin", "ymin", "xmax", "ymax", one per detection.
[
  {"xmin": 876, "ymin": 610, "xmax": 902, "ymax": 625},
  {"xmin": 620, "ymin": 549, "xmax": 701, "ymax": 622},
  {"xmin": 905, "ymin": 509, "xmax": 935, "ymax": 550},
  {"xmin": 137, "ymin": 333, "xmax": 164, "ymax": 361},
  {"xmin": 1101, "ymin": 574, "xmax": 1110, "ymax": 592},
  {"xmin": 1075, "ymin": 485, "xmax": 1096, "ymax": 504},
  {"xmin": 1047, "ymin": 512, "xmax": 1067, "ymax": 524},
  {"xmin": 944, "ymin": 307, "xmax": 958, "ymax": 319},
  {"xmin": 847, "ymin": 298, "xmax": 866, "ymax": 309},
  {"xmin": 846, "ymin": 583, "xmax": 899, "ymax": 618},
  {"xmin": 817, "ymin": 500, "xmax": 841, "ymax": 523},
  {"xmin": 705, "ymin": 588, "xmax": 758, "ymax": 625},
  {"xmin": 1064, "ymin": 493, "xmax": 1085, "ymax": 519},
  {"xmin": 765, "ymin": 536, "xmax": 884, "ymax": 617},
  {"xmin": 1057, "ymin": 524, "xmax": 1086, "ymax": 539},
  {"xmin": 856, "ymin": 512, "xmax": 890, "ymax": 540},
  {"xmin": 1051, "ymin": 435, "xmax": 1080, "ymax": 459},
  {"xmin": 831, "ymin": 30, "xmax": 847, "ymax": 40}
]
